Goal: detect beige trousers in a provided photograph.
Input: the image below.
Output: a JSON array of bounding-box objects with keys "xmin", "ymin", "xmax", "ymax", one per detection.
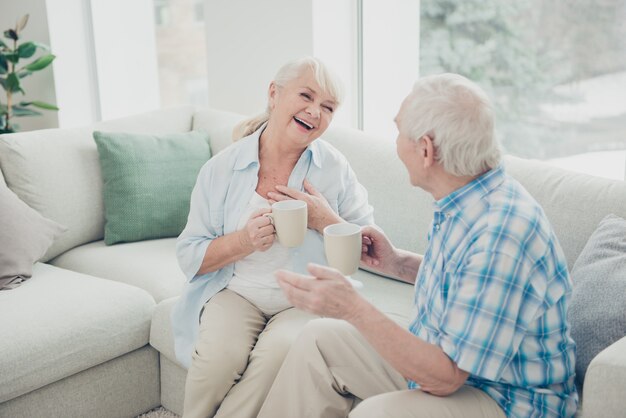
[
  {"xmin": 182, "ymin": 289, "xmax": 315, "ymax": 418},
  {"xmin": 258, "ymin": 318, "xmax": 506, "ymax": 418}
]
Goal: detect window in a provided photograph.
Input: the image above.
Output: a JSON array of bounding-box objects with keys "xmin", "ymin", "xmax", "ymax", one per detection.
[
  {"xmin": 419, "ymin": 0, "xmax": 626, "ymax": 178},
  {"xmin": 193, "ymin": 0, "xmax": 204, "ymax": 23},
  {"xmin": 153, "ymin": 0, "xmax": 209, "ymax": 107},
  {"xmin": 154, "ymin": 0, "xmax": 171, "ymax": 27}
]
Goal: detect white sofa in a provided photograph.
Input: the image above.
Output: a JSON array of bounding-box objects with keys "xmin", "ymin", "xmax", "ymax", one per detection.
[{"xmin": 1, "ymin": 106, "xmax": 625, "ymax": 418}]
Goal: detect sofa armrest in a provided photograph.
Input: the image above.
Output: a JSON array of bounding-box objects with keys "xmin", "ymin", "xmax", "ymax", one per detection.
[{"xmin": 581, "ymin": 335, "xmax": 626, "ymax": 418}]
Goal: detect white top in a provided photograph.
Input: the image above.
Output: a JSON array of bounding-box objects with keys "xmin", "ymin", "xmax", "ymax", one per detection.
[{"xmin": 227, "ymin": 192, "xmax": 292, "ymax": 315}]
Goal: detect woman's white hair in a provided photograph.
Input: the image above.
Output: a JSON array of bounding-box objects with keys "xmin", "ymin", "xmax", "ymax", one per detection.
[
  {"xmin": 399, "ymin": 73, "xmax": 501, "ymax": 177},
  {"xmin": 232, "ymin": 56, "xmax": 343, "ymax": 140}
]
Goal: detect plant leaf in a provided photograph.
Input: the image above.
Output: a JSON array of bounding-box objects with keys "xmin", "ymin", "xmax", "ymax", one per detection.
[
  {"xmin": 0, "ymin": 55, "xmax": 7, "ymax": 74},
  {"xmin": 17, "ymin": 15, "xmax": 29, "ymax": 32},
  {"xmin": 0, "ymin": 39, "xmax": 6, "ymax": 49},
  {"xmin": 31, "ymin": 100, "xmax": 59, "ymax": 110},
  {"xmin": 6, "ymin": 73, "xmax": 22, "ymax": 93},
  {"xmin": 17, "ymin": 70, "xmax": 32, "ymax": 78},
  {"xmin": 17, "ymin": 42, "xmax": 37, "ymax": 58},
  {"xmin": 5, "ymin": 52, "xmax": 19, "ymax": 64},
  {"xmin": 32, "ymin": 41, "xmax": 50, "ymax": 52},
  {"xmin": 0, "ymin": 77, "xmax": 7, "ymax": 90},
  {"xmin": 11, "ymin": 105, "xmax": 42, "ymax": 117},
  {"xmin": 24, "ymin": 54, "xmax": 55, "ymax": 71},
  {"xmin": 4, "ymin": 30, "xmax": 18, "ymax": 41}
]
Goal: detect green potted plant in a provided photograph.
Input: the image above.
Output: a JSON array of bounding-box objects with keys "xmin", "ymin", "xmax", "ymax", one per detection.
[{"xmin": 0, "ymin": 14, "xmax": 58, "ymax": 134}]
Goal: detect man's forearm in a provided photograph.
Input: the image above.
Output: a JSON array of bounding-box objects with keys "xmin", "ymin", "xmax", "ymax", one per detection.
[
  {"xmin": 394, "ymin": 249, "xmax": 423, "ymax": 284},
  {"xmin": 346, "ymin": 298, "xmax": 468, "ymax": 396}
]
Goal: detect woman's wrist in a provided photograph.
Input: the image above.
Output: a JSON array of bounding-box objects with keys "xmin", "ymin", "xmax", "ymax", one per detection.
[
  {"xmin": 315, "ymin": 212, "xmax": 344, "ymax": 234},
  {"xmin": 236, "ymin": 229, "xmax": 253, "ymax": 254}
]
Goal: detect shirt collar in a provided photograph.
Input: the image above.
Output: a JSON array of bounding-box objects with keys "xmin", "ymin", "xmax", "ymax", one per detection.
[
  {"xmin": 233, "ymin": 122, "xmax": 323, "ymax": 170},
  {"xmin": 434, "ymin": 165, "xmax": 506, "ymax": 216}
]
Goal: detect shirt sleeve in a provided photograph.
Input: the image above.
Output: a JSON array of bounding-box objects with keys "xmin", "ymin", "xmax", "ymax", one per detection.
[
  {"xmin": 437, "ymin": 250, "xmax": 545, "ymax": 382},
  {"xmin": 176, "ymin": 161, "xmax": 222, "ymax": 282},
  {"xmin": 337, "ymin": 161, "xmax": 374, "ymax": 226}
]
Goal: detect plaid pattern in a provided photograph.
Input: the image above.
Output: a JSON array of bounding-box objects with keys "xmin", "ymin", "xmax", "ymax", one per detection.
[{"xmin": 407, "ymin": 166, "xmax": 578, "ymax": 418}]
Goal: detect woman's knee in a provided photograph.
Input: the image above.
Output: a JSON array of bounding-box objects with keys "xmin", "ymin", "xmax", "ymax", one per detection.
[
  {"xmin": 190, "ymin": 340, "xmax": 252, "ymax": 380},
  {"xmin": 298, "ymin": 317, "xmax": 352, "ymax": 346}
]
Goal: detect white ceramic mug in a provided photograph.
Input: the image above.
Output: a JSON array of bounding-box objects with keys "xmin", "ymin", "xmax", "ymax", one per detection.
[
  {"xmin": 323, "ymin": 223, "xmax": 362, "ymax": 276},
  {"xmin": 266, "ymin": 200, "xmax": 307, "ymax": 247}
]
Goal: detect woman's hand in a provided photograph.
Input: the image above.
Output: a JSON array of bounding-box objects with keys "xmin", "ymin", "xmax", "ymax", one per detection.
[
  {"xmin": 267, "ymin": 180, "xmax": 342, "ymax": 233},
  {"xmin": 238, "ymin": 208, "xmax": 275, "ymax": 252}
]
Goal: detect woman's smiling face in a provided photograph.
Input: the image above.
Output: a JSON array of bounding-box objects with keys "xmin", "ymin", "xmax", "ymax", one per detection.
[{"xmin": 268, "ymin": 68, "xmax": 338, "ymax": 148}]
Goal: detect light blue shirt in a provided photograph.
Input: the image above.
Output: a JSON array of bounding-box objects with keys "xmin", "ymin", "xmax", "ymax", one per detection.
[
  {"xmin": 171, "ymin": 125, "xmax": 374, "ymax": 367},
  {"xmin": 408, "ymin": 166, "xmax": 578, "ymax": 417}
]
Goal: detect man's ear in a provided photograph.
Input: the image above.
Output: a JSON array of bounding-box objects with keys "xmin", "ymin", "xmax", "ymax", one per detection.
[
  {"xmin": 268, "ymin": 82, "xmax": 278, "ymax": 110},
  {"xmin": 421, "ymin": 135, "xmax": 436, "ymax": 168}
]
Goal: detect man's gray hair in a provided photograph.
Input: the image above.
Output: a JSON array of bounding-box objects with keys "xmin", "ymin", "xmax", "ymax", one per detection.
[{"xmin": 400, "ymin": 73, "xmax": 501, "ymax": 177}]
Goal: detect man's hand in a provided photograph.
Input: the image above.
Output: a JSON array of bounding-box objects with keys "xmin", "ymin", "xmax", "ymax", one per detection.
[
  {"xmin": 238, "ymin": 208, "xmax": 275, "ymax": 252},
  {"xmin": 276, "ymin": 263, "xmax": 366, "ymax": 321},
  {"xmin": 361, "ymin": 225, "xmax": 422, "ymax": 284},
  {"xmin": 267, "ymin": 180, "xmax": 342, "ymax": 233},
  {"xmin": 361, "ymin": 225, "xmax": 397, "ymax": 269}
]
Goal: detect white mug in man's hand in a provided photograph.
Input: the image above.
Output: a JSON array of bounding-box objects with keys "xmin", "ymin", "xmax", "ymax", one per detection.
[{"xmin": 323, "ymin": 223, "xmax": 362, "ymax": 276}]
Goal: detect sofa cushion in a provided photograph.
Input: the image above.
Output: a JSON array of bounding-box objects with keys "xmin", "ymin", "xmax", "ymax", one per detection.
[
  {"xmin": 93, "ymin": 130, "xmax": 211, "ymax": 244},
  {"xmin": 150, "ymin": 268, "xmax": 413, "ymax": 366},
  {"xmin": 0, "ymin": 263, "xmax": 155, "ymax": 403},
  {"xmin": 50, "ymin": 238, "xmax": 185, "ymax": 302},
  {"xmin": 569, "ymin": 214, "xmax": 626, "ymax": 393},
  {"xmin": 0, "ymin": 183, "xmax": 66, "ymax": 290},
  {"xmin": 0, "ymin": 106, "xmax": 195, "ymax": 261}
]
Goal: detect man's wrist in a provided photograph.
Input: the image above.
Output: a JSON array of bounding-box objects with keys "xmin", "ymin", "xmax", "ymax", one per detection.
[{"xmin": 343, "ymin": 295, "xmax": 373, "ymax": 326}]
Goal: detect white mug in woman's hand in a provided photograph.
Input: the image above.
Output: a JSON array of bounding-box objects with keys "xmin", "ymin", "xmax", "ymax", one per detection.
[{"xmin": 265, "ymin": 200, "xmax": 307, "ymax": 247}]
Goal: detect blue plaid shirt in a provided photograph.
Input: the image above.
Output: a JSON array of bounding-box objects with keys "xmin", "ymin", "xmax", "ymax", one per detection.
[{"xmin": 407, "ymin": 166, "xmax": 578, "ymax": 418}]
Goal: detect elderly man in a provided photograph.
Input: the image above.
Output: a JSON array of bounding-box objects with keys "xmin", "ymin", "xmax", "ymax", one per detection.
[{"xmin": 258, "ymin": 73, "xmax": 578, "ymax": 418}]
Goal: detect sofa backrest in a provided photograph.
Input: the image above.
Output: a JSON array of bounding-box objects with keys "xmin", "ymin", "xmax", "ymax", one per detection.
[
  {"xmin": 192, "ymin": 108, "xmax": 434, "ymax": 255},
  {"xmin": 192, "ymin": 108, "xmax": 626, "ymax": 271},
  {"xmin": 327, "ymin": 127, "xmax": 626, "ymax": 270},
  {"xmin": 192, "ymin": 107, "xmax": 246, "ymax": 155},
  {"xmin": 0, "ymin": 106, "xmax": 195, "ymax": 261},
  {"xmin": 329, "ymin": 129, "xmax": 626, "ymax": 270},
  {"xmin": 504, "ymin": 155, "xmax": 626, "ymax": 269}
]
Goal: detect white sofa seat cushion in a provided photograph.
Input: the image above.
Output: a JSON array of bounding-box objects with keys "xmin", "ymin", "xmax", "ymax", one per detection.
[
  {"xmin": 51, "ymin": 238, "xmax": 185, "ymax": 303},
  {"xmin": 0, "ymin": 263, "xmax": 155, "ymax": 403},
  {"xmin": 150, "ymin": 269, "xmax": 413, "ymax": 365}
]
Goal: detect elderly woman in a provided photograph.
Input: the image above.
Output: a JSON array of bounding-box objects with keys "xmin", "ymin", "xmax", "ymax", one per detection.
[{"xmin": 171, "ymin": 57, "xmax": 374, "ymax": 418}]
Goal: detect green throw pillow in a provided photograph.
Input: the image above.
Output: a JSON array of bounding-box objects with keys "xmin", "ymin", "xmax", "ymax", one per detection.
[{"xmin": 93, "ymin": 130, "xmax": 211, "ymax": 245}]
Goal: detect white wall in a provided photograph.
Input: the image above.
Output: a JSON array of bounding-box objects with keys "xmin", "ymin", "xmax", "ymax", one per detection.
[
  {"xmin": 313, "ymin": 0, "xmax": 358, "ymax": 128},
  {"xmin": 362, "ymin": 0, "xmax": 420, "ymax": 139},
  {"xmin": 90, "ymin": 0, "xmax": 160, "ymax": 120},
  {"xmin": 0, "ymin": 0, "xmax": 58, "ymax": 131},
  {"xmin": 46, "ymin": 0, "xmax": 100, "ymax": 128},
  {"xmin": 204, "ymin": 0, "xmax": 314, "ymax": 116}
]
